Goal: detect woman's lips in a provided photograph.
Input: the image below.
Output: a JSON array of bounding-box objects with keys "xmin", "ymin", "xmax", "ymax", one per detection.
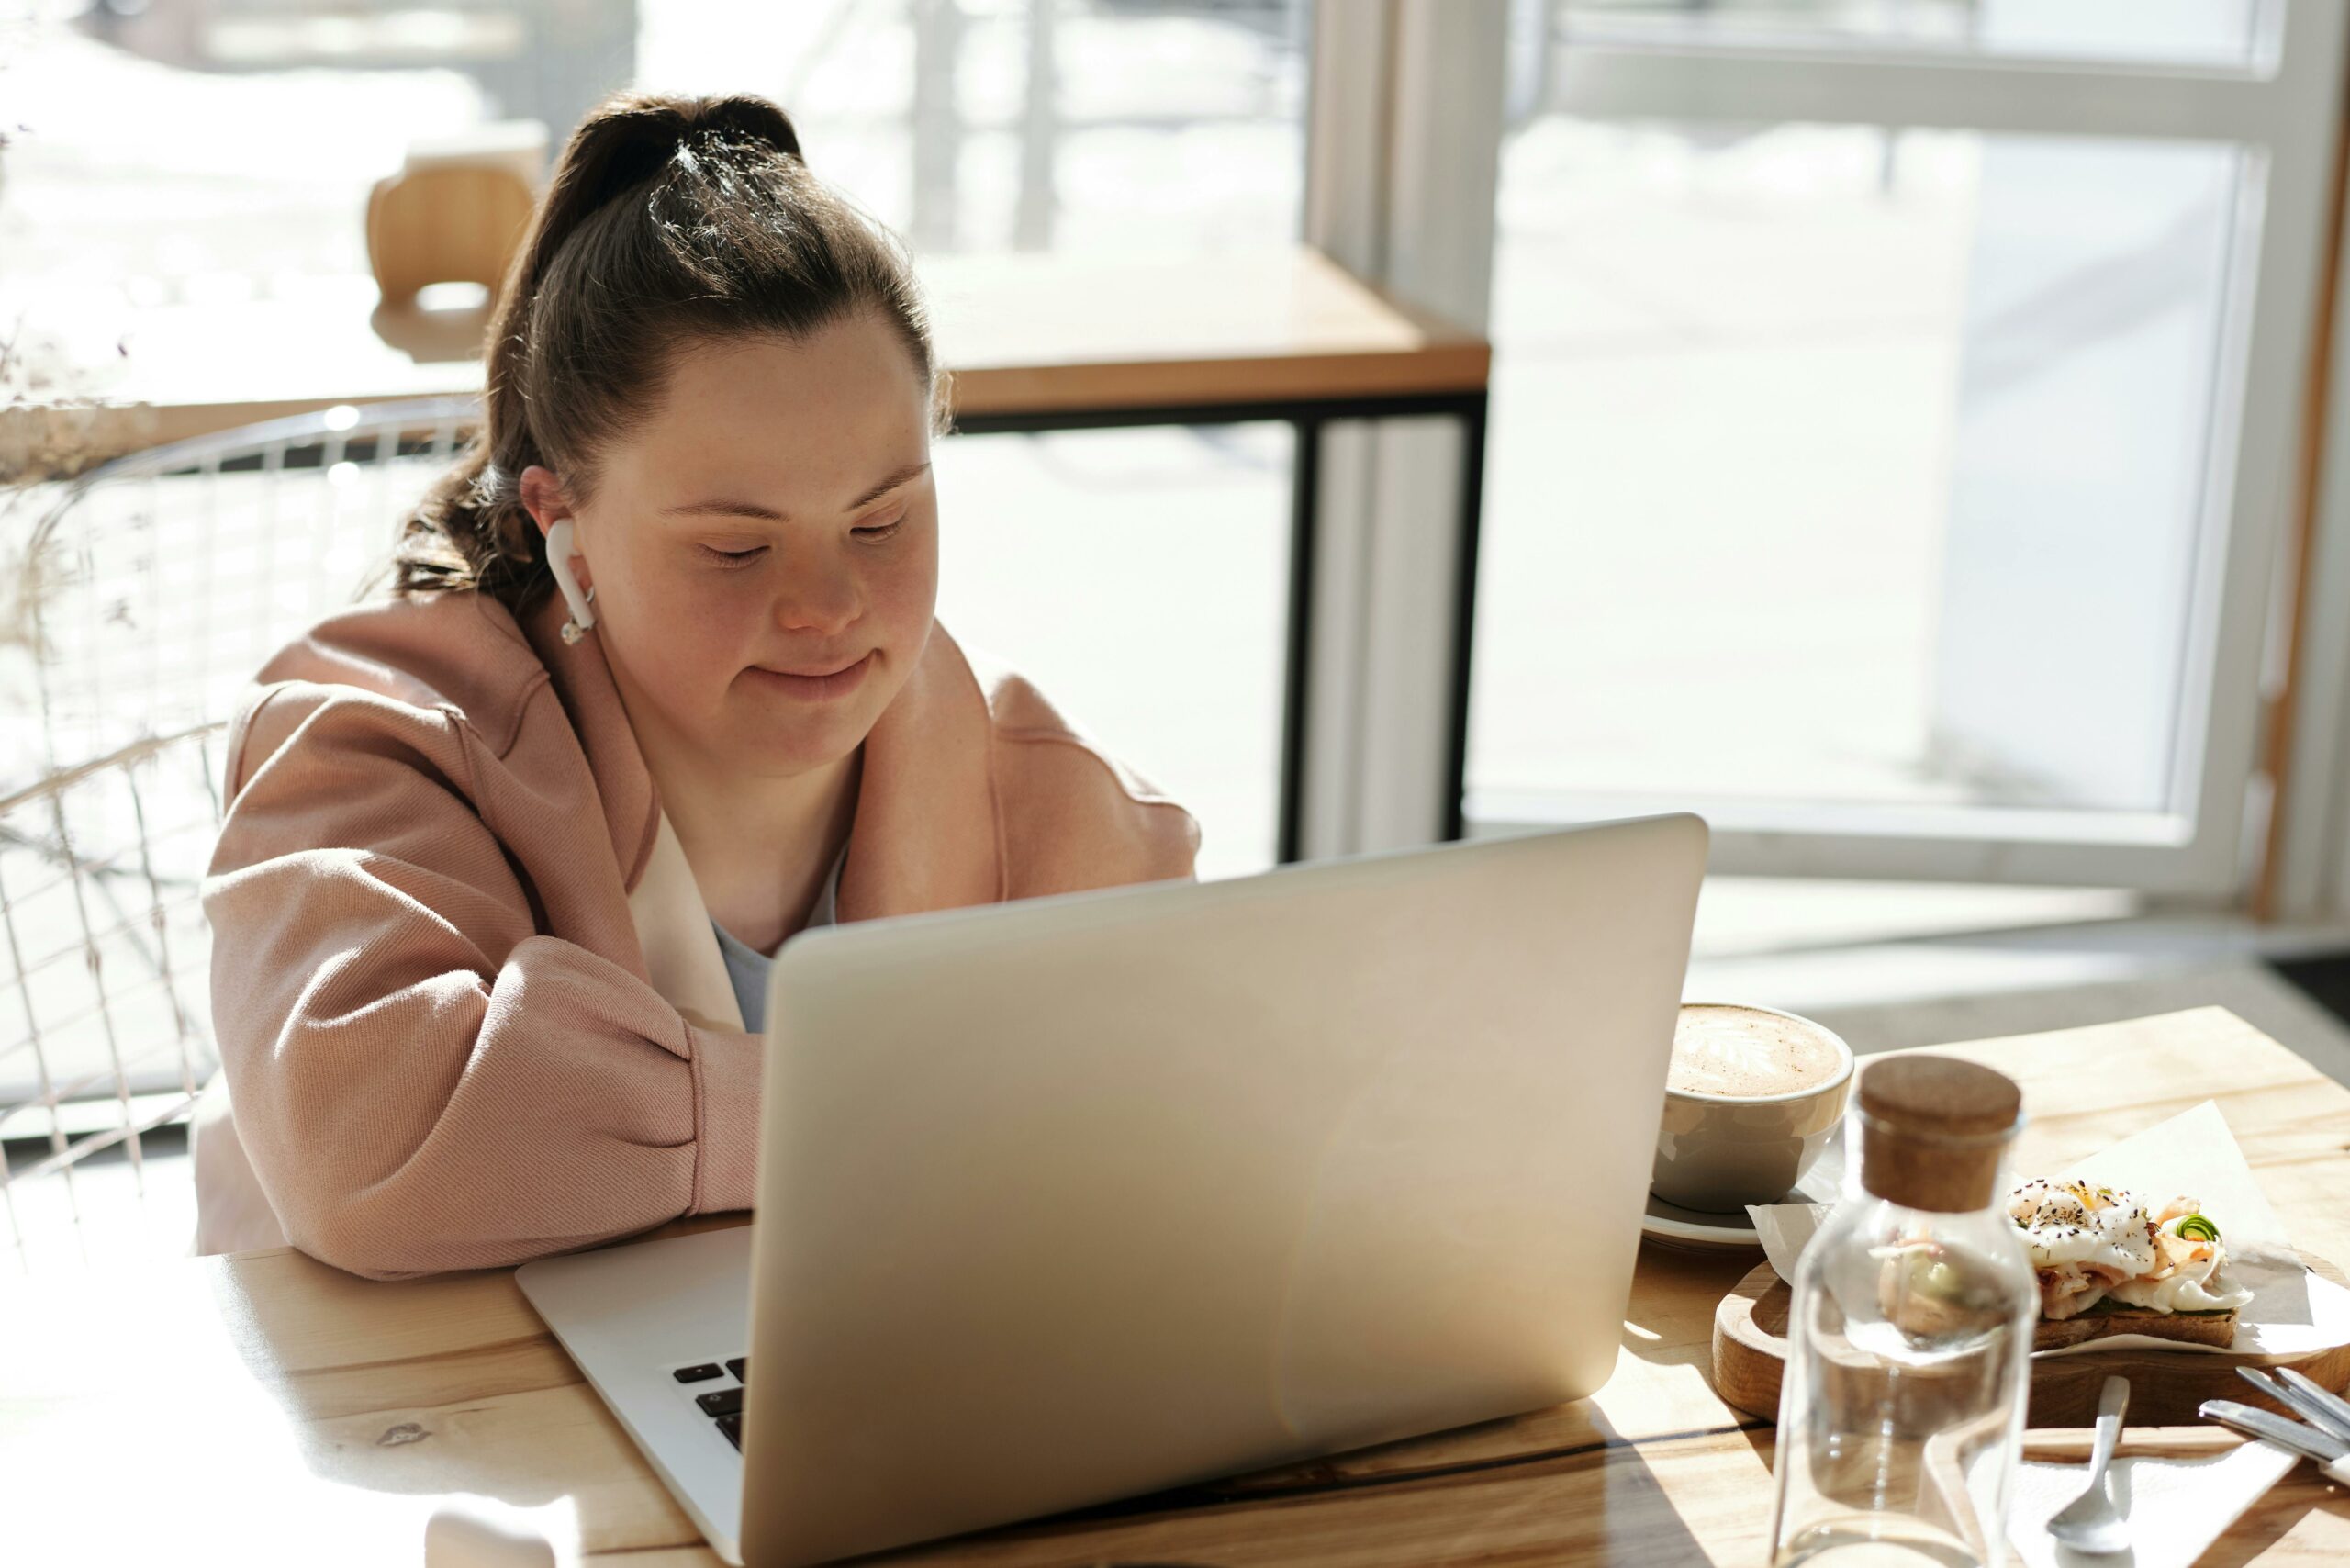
[{"xmin": 746, "ymin": 651, "xmax": 874, "ymax": 702}]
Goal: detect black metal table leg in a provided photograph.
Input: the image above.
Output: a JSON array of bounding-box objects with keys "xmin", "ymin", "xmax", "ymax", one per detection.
[
  {"xmin": 1442, "ymin": 392, "xmax": 1489, "ymax": 845},
  {"xmin": 1279, "ymin": 415, "xmax": 1322, "ymax": 865}
]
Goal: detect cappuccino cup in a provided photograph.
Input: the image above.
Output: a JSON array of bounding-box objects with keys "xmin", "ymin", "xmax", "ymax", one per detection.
[{"xmin": 1650, "ymin": 1002, "xmax": 1853, "ymax": 1215}]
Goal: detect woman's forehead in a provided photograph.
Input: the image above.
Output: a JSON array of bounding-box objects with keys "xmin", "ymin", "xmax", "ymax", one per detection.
[{"xmin": 614, "ymin": 319, "xmax": 930, "ymax": 501}]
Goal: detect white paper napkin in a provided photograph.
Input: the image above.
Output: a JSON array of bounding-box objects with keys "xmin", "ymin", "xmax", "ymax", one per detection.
[{"xmin": 2001, "ymin": 1440, "xmax": 2297, "ymax": 1568}]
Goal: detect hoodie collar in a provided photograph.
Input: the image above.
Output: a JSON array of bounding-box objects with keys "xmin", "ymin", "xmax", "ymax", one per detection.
[
  {"xmin": 836, "ymin": 620, "xmax": 1005, "ymax": 922},
  {"xmin": 522, "ymin": 590, "xmax": 662, "ymax": 888}
]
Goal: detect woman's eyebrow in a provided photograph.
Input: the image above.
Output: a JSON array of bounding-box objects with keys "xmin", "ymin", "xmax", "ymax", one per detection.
[
  {"xmin": 844, "ymin": 460, "xmax": 931, "ymax": 511},
  {"xmin": 662, "ymin": 461, "xmax": 931, "ymax": 521}
]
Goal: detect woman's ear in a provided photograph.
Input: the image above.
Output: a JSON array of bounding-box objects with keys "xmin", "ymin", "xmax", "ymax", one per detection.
[
  {"xmin": 518, "ymin": 465, "xmax": 567, "ymax": 541},
  {"xmin": 520, "ymin": 465, "xmax": 592, "ymax": 594}
]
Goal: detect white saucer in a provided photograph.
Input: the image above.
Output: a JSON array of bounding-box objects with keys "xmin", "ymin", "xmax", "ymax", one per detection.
[
  {"xmin": 1639, "ymin": 1139, "xmax": 1847, "ymax": 1255},
  {"xmin": 1639, "ymin": 1192, "xmax": 1774, "ymax": 1254}
]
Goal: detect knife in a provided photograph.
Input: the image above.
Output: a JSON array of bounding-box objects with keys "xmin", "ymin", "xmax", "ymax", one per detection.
[
  {"xmin": 2199, "ymin": 1398, "xmax": 2350, "ymax": 1484},
  {"xmin": 2237, "ymin": 1366, "xmax": 2350, "ymax": 1446}
]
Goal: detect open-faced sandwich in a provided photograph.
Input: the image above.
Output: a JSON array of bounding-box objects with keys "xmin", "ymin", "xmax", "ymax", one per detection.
[{"xmin": 2009, "ymin": 1178, "xmax": 2253, "ymax": 1350}]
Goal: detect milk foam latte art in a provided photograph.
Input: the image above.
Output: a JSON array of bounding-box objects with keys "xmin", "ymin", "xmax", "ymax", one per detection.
[{"xmin": 1668, "ymin": 1004, "xmax": 1846, "ymax": 1099}]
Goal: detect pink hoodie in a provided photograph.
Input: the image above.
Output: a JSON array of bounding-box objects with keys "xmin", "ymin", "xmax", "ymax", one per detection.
[{"xmin": 194, "ymin": 588, "xmax": 1200, "ymax": 1279}]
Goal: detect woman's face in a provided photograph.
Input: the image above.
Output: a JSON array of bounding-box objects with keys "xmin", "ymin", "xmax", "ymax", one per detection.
[{"xmin": 525, "ymin": 310, "xmax": 939, "ymax": 779}]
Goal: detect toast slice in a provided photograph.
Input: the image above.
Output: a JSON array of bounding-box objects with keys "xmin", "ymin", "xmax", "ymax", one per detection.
[{"xmin": 2034, "ymin": 1304, "xmax": 2238, "ymax": 1352}]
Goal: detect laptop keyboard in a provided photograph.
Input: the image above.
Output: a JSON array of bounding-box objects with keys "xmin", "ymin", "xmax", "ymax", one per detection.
[{"xmin": 671, "ymin": 1357, "xmax": 749, "ymax": 1450}]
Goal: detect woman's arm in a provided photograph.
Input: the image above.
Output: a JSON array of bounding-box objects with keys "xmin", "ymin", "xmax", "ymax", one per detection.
[{"xmin": 202, "ymin": 688, "xmax": 759, "ymax": 1280}]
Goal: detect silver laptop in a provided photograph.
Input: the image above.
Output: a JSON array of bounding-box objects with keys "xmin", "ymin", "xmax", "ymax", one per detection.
[{"xmin": 517, "ymin": 813, "xmax": 1707, "ymax": 1565}]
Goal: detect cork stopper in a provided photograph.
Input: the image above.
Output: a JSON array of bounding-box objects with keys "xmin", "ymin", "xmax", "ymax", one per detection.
[{"xmin": 1856, "ymin": 1057, "xmax": 2023, "ymax": 1213}]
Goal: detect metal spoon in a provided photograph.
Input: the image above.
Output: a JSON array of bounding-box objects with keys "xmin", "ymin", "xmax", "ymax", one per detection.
[{"xmin": 2047, "ymin": 1375, "xmax": 2132, "ymax": 1555}]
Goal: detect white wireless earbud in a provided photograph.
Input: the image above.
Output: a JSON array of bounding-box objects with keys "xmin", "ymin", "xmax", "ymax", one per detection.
[{"xmin": 546, "ymin": 519, "xmax": 599, "ymax": 644}]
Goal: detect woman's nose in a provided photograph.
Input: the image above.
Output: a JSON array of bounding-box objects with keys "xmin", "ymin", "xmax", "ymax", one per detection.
[{"xmin": 774, "ymin": 565, "xmax": 860, "ymax": 634}]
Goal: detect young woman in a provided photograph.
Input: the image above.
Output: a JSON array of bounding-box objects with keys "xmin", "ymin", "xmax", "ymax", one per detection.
[{"xmin": 191, "ymin": 92, "xmax": 1200, "ymax": 1280}]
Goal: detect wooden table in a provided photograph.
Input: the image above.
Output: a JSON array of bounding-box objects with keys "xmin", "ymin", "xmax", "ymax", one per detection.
[
  {"xmin": 9, "ymin": 245, "xmax": 1491, "ymax": 858},
  {"xmin": 6, "ymin": 1006, "xmax": 2347, "ymax": 1564}
]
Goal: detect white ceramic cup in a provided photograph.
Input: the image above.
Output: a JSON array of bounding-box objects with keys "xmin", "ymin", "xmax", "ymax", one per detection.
[{"xmin": 1650, "ymin": 1002, "xmax": 1855, "ymax": 1215}]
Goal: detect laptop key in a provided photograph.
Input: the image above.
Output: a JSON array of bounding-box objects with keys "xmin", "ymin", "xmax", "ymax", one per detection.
[
  {"xmin": 696, "ymin": 1386, "xmax": 744, "ymax": 1417},
  {"xmin": 672, "ymin": 1363, "xmax": 723, "ymax": 1383},
  {"xmin": 726, "ymin": 1357, "xmax": 747, "ymax": 1382},
  {"xmin": 716, "ymin": 1412, "xmax": 743, "ymax": 1450}
]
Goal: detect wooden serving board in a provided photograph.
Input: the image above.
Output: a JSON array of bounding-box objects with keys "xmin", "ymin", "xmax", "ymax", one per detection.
[
  {"xmin": 2020, "ymin": 1424, "xmax": 2285, "ymax": 1462},
  {"xmin": 1713, "ymin": 1254, "xmax": 2350, "ymax": 1428}
]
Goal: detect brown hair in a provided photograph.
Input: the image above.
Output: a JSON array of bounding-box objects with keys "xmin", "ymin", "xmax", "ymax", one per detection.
[{"xmin": 392, "ymin": 90, "xmax": 944, "ymax": 610}]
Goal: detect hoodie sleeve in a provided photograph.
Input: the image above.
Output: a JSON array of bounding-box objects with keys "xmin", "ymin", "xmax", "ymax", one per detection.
[
  {"xmin": 994, "ymin": 727, "xmax": 1203, "ymax": 895},
  {"xmin": 975, "ymin": 667, "xmax": 1203, "ymax": 895},
  {"xmin": 200, "ymin": 685, "xmax": 761, "ymax": 1281}
]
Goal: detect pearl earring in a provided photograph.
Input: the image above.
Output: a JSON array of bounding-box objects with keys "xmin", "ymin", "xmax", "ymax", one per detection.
[{"xmin": 560, "ymin": 586, "xmax": 598, "ymax": 644}]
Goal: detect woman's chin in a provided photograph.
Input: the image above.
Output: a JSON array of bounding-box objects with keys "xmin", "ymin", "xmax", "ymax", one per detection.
[
  {"xmin": 733, "ymin": 732, "xmax": 862, "ymax": 777},
  {"xmin": 711, "ymin": 703, "xmax": 871, "ymax": 776}
]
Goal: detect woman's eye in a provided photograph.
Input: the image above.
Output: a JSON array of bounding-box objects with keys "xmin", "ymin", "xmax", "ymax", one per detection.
[
  {"xmin": 699, "ymin": 543, "xmax": 768, "ymax": 566},
  {"xmin": 855, "ymin": 518, "xmax": 904, "ymax": 540}
]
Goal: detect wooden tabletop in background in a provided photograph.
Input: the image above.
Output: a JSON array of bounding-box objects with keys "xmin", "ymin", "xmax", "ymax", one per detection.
[
  {"xmin": 4, "ymin": 1006, "xmax": 2347, "ymax": 1564},
  {"xmin": 6, "ymin": 245, "xmax": 1490, "ymax": 475}
]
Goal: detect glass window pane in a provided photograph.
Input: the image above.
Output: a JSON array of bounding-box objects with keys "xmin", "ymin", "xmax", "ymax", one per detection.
[
  {"xmin": 1467, "ymin": 120, "xmax": 2246, "ymax": 824},
  {"xmin": 12, "ymin": 2, "xmax": 1309, "ymax": 319},
  {"xmin": 1558, "ymin": 0, "xmax": 2272, "ymax": 67},
  {"xmin": 644, "ymin": 0, "xmax": 1310, "ymax": 257},
  {"xmin": 934, "ymin": 425, "xmax": 1292, "ymax": 878}
]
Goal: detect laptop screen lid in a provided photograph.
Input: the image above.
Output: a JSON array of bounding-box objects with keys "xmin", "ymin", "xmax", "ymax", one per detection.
[{"xmin": 743, "ymin": 813, "xmax": 1707, "ymax": 1564}]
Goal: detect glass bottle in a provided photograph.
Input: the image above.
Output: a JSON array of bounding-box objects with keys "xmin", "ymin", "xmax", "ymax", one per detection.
[{"xmin": 1769, "ymin": 1056, "xmax": 2038, "ymax": 1568}]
